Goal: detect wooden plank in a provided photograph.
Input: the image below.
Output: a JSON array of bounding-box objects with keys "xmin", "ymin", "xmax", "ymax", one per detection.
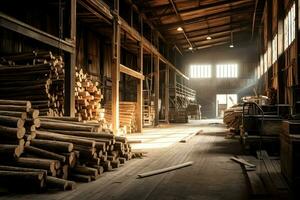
[
  {"xmin": 137, "ymin": 161, "xmax": 193, "ymax": 178},
  {"xmin": 247, "ymin": 170, "xmax": 268, "ymax": 196},
  {"xmin": 0, "ymin": 12, "xmax": 75, "ymax": 53},
  {"xmin": 231, "ymin": 157, "xmax": 256, "ymax": 168},
  {"xmin": 258, "ymin": 151, "xmax": 288, "ymax": 190},
  {"xmin": 120, "ymin": 64, "xmax": 144, "ymax": 80},
  {"xmin": 238, "ymin": 156, "xmax": 269, "ymax": 196}
]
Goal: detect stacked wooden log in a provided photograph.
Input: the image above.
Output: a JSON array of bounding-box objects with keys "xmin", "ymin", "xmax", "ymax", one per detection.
[
  {"xmin": 75, "ymin": 68, "xmax": 104, "ymax": 121},
  {"xmin": 0, "ymin": 100, "xmax": 74, "ymax": 191},
  {"xmin": 169, "ymin": 108, "xmax": 188, "ymax": 123},
  {"xmin": 36, "ymin": 117, "xmax": 133, "ymax": 182},
  {"xmin": 223, "ymin": 104, "xmax": 244, "ymax": 131},
  {"xmin": 104, "ymin": 101, "xmax": 137, "ymax": 133},
  {"xmin": 0, "ymin": 51, "xmax": 65, "ymax": 117},
  {"xmin": 0, "ymin": 100, "xmax": 133, "ymax": 192}
]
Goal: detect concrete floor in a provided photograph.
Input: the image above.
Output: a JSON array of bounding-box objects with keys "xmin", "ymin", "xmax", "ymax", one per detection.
[{"xmin": 0, "ymin": 119, "xmax": 249, "ymax": 200}]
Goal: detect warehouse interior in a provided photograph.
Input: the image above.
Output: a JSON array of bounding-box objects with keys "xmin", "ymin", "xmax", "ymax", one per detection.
[{"xmin": 0, "ymin": 0, "xmax": 299, "ymax": 199}]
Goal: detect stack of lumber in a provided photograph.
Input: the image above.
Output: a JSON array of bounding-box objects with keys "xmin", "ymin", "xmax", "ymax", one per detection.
[
  {"xmin": 169, "ymin": 108, "xmax": 188, "ymax": 123},
  {"xmin": 223, "ymin": 104, "xmax": 244, "ymax": 131},
  {"xmin": 75, "ymin": 68, "xmax": 104, "ymax": 121},
  {"xmin": 0, "ymin": 51, "xmax": 65, "ymax": 117},
  {"xmin": 104, "ymin": 101, "xmax": 137, "ymax": 133},
  {"xmin": 0, "ymin": 99, "xmax": 75, "ymax": 191},
  {"xmin": 0, "ymin": 100, "xmax": 133, "ymax": 192}
]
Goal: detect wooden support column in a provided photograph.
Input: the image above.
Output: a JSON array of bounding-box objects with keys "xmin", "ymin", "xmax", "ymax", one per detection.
[
  {"xmin": 154, "ymin": 56, "xmax": 160, "ymax": 126},
  {"xmin": 65, "ymin": 0, "xmax": 76, "ymax": 117},
  {"xmin": 112, "ymin": 0, "xmax": 120, "ymax": 135},
  {"xmin": 174, "ymin": 72, "xmax": 177, "ymax": 111},
  {"xmin": 136, "ymin": 40, "xmax": 143, "ymax": 132},
  {"xmin": 165, "ymin": 65, "xmax": 170, "ymax": 123}
]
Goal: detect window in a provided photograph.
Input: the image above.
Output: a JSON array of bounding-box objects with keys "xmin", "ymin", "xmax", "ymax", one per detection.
[
  {"xmin": 190, "ymin": 65, "xmax": 211, "ymax": 78},
  {"xmin": 272, "ymin": 34, "xmax": 278, "ymax": 64},
  {"xmin": 216, "ymin": 64, "xmax": 238, "ymax": 78},
  {"xmin": 284, "ymin": 3, "xmax": 296, "ymax": 50}
]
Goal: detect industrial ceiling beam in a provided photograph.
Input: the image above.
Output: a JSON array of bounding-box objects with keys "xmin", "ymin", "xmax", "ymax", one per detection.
[
  {"xmin": 168, "ymin": 0, "xmax": 193, "ymax": 49},
  {"xmin": 181, "ymin": 36, "xmax": 231, "ymax": 48},
  {"xmin": 193, "ymin": 41, "xmax": 230, "ymax": 51},
  {"xmin": 148, "ymin": 0, "xmax": 252, "ymax": 20},
  {"xmin": 166, "ymin": 21, "xmax": 249, "ymax": 38},
  {"xmin": 158, "ymin": 5, "xmax": 254, "ymax": 31},
  {"xmin": 175, "ymin": 26, "xmax": 249, "ymax": 44}
]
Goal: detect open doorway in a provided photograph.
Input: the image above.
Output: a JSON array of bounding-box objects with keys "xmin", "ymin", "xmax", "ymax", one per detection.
[{"xmin": 216, "ymin": 94, "xmax": 238, "ymax": 118}]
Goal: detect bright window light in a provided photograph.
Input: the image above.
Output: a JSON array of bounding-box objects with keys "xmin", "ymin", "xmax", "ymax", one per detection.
[
  {"xmin": 216, "ymin": 64, "xmax": 238, "ymax": 78},
  {"xmin": 284, "ymin": 3, "xmax": 295, "ymax": 50},
  {"xmin": 272, "ymin": 34, "xmax": 278, "ymax": 64},
  {"xmin": 190, "ymin": 65, "xmax": 211, "ymax": 78}
]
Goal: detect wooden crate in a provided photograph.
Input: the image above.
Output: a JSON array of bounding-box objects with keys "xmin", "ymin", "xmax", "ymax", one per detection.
[{"xmin": 280, "ymin": 129, "xmax": 300, "ymax": 188}]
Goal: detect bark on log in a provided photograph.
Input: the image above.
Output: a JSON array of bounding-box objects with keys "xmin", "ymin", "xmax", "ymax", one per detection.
[
  {"xmin": 0, "ymin": 144, "xmax": 23, "ymax": 158},
  {"xmin": 0, "ymin": 100, "xmax": 31, "ymax": 108},
  {"xmin": 0, "ymin": 105, "xmax": 30, "ymax": 112},
  {"xmin": 46, "ymin": 176, "xmax": 69, "ymax": 191},
  {"xmin": 0, "ymin": 115, "xmax": 25, "ymax": 128},
  {"xmin": 71, "ymin": 165, "xmax": 98, "ymax": 177},
  {"xmin": 30, "ymin": 139, "xmax": 73, "ymax": 153},
  {"xmin": 40, "ymin": 121, "xmax": 94, "ymax": 132},
  {"xmin": 36, "ymin": 131, "xmax": 95, "ymax": 148},
  {"xmin": 14, "ymin": 157, "xmax": 56, "ymax": 174},
  {"xmin": 0, "ymin": 125, "xmax": 25, "ymax": 139},
  {"xmin": 0, "ymin": 111, "xmax": 27, "ymax": 120},
  {"xmin": 70, "ymin": 174, "xmax": 91, "ymax": 182},
  {"xmin": 24, "ymin": 146, "xmax": 66, "ymax": 163}
]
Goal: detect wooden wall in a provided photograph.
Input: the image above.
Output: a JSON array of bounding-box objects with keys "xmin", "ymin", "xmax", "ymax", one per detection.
[{"xmin": 256, "ymin": 0, "xmax": 299, "ymax": 108}]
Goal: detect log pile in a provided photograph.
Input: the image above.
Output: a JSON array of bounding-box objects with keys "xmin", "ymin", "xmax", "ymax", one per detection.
[
  {"xmin": 75, "ymin": 68, "xmax": 104, "ymax": 121},
  {"xmin": 0, "ymin": 100, "xmax": 133, "ymax": 192},
  {"xmin": 223, "ymin": 104, "xmax": 244, "ymax": 131},
  {"xmin": 0, "ymin": 51, "xmax": 65, "ymax": 117},
  {"xmin": 104, "ymin": 101, "xmax": 137, "ymax": 133}
]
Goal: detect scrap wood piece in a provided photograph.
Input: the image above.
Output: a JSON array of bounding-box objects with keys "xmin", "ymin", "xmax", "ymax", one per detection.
[
  {"xmin": 127, "ymin": 139, "xmax": 142, "ymax": 144},
  {"xmin": 180, "ymin": 130, "xmax": 202, "ymax": 143},
  {"xmin": 137, "ymin": 161, "xmax": 193, "ymax": 178},
  {"xmin": 231, "ymin": 157, "xmax": 256, "ymax": 168}
]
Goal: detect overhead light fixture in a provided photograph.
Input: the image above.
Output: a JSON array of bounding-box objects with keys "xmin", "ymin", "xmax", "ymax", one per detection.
[
  {"xmin": 177, "ymin": 27, "xmax": 183, "ymax": 31},
  {"xmin": 206, "ymin": 20, "xmax": 212, "ymax": 40},
  {"xmin": 188, "ymin": 46, "xmax": 193, "ymax": 50},
  {"xmin": 229, "ymin": 31, "xmax": 234, "ymax": 48}
]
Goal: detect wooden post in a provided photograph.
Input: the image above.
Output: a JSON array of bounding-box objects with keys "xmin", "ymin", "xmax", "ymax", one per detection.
[
  {"xmin": 112, "ymin": 0, "xmax": 120, "ymax": 135},
  {"xmin": 136, "ymin": 40, "xmax": 143, "ymax": 132},
  {"xmin": 174, "ymin": 71, "xmax": 177, "ymax": 111},
  {"xmin": 65, "ymin": 0, "xmax": 76, "ymax": 117},
  {"xmin": 165, "ymin": 65, "xmax": 169, "ymax": 123},
  {"xmin": 154, "ymin": 56, "xmax": 159, "ymax": 126}
]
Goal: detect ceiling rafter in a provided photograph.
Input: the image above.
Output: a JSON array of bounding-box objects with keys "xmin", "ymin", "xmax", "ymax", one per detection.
[
  {"xmin": 174, "ymin": 26, "xmax": 249, "ymax": 44},
  {"xmin": 158, "ymin": 4, "xmax": 254, "ymax": 31},
  {"xmin": 148, "ymin": 0, "xmax": 252, "ymax": 20}
]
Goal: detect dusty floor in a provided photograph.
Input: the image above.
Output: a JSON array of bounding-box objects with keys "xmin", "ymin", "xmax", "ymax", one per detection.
[{"xmin": 0, "ymin": 119, "xmax": 249, "ymax": 200}]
